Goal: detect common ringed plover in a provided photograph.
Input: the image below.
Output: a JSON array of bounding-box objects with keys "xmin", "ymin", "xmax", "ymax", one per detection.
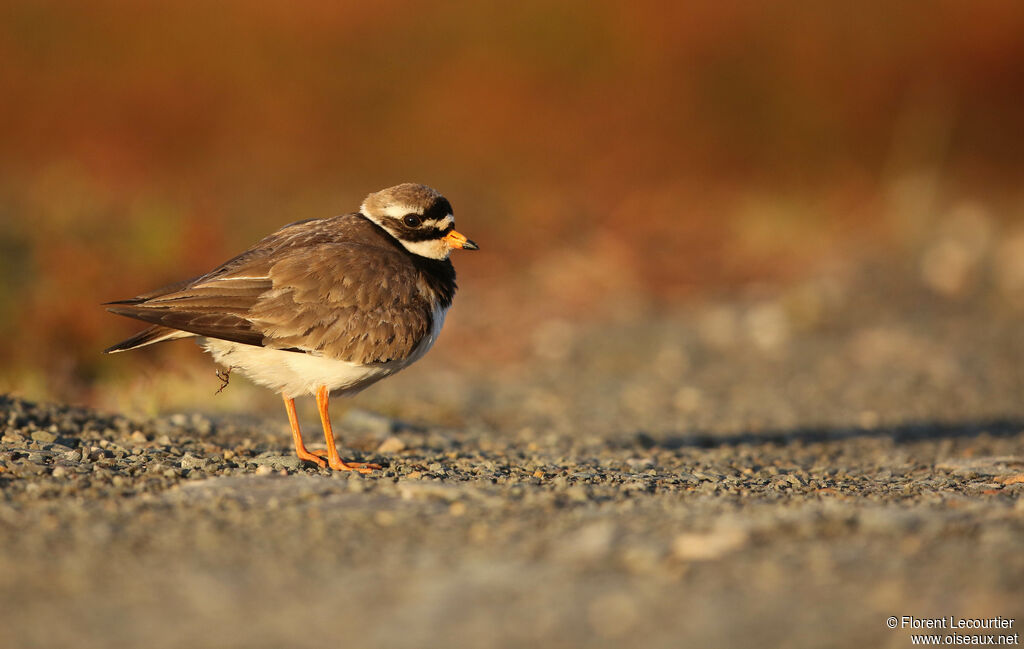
[{"xmin": 105, "ymin": 183, "xmax": 477, "ymax": 472}]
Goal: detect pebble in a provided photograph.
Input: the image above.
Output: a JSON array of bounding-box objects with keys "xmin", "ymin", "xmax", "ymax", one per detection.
[
  {"xmin": 376, "ymin": 436, "xmax": 406, "ymax": 454},
  {"xmin": 672, "ymin": 527, "xmax": 750, "ymax": 561},
  {"xmin": 30, "ymin": 430, "xmax": 57, "ymax": 443},
  {"xmin": 180, "ymin": 454, "xmax": 210, "ymax": 471},
  {"xmin": 252, "ymin": 454, "xmax": 302, "ymax": 471}
]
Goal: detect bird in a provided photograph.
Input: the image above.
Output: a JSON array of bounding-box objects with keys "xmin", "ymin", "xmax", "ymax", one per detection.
[{"xmin": 104, "ymin": 183, "xmax": 478, "ymax": 473}]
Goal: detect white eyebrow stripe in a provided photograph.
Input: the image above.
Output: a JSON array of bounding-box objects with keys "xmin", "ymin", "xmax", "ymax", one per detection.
[{"xmin": 381, "ymin": 204, "xmax": 419, "ymax": 218}]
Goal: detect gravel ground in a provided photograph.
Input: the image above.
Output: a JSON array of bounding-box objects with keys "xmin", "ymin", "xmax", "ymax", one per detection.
[{"xmin": 1, "ymin": 270, "xmax": 1023, "ymax": 649}]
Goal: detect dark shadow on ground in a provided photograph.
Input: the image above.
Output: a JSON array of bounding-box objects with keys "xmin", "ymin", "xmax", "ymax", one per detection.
[{"xmin": 630, "ymin": 418, "xmax": 1024, "ymax": 450}]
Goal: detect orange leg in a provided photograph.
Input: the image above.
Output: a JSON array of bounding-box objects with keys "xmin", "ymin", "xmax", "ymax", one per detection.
[
  {"xmin": 283, "ymin": 395, "xmax": 326, "ymax": 468},
  {"xmin": 314, "ymin": 385, "xmax": 382, "ymax": 473}
]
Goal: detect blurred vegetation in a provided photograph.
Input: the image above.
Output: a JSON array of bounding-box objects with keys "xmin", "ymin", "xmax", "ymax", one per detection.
[{"xmin": 1, "ymin": 1, "xmax": 1023, "ymax": 408}]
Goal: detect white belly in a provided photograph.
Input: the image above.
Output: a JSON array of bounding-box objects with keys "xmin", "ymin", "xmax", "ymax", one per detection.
[{"xmin": 198, "ymin": 305, "xmax": 447, "ymax": 399}]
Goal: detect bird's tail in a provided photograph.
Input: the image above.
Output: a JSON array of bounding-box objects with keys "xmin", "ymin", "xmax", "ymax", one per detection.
[{"xmin": 104, "ymin": 325, "xmax": 193, "ymax": 353}]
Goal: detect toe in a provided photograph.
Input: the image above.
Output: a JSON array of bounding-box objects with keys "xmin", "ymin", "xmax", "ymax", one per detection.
[
  {"xmin": 329, "ymin": 460, "xmax": 382, "ymax": 473},
  {"xmin": 296, "ymin": 451, "xmax": 327, "ymax": 468}
]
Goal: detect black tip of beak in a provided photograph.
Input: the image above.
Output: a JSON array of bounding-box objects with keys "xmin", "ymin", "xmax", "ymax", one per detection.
[{"xmin": 463, "ymin": 239, "xmax": 479, "ymax": 251}]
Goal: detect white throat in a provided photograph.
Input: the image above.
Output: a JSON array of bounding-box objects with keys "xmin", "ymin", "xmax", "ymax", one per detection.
[{"xmin": 396, "ymin": 238, "xmax": 451, "ymax": 259}]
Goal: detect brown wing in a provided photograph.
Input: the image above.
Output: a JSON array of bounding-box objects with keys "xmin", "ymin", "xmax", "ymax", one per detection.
[
  {"xmin": 106, "ymin": 216, "xmax": 433, "ymax": 364},
  {"xmin": 254, "ymin": 243, "xmax": 433, "ymax": 364},
  {"xmin": 104, "ymin": 271, "xmax": 270, "ymax": 349}
]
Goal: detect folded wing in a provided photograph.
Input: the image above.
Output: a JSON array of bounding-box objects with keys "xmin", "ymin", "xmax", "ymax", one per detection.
[{"xmin": 105, "ymin": 240, "xmax": 432, "ymax": 365}]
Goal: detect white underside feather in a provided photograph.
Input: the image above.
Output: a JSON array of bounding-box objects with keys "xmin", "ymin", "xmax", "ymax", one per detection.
[{"xmin": 198, "ymin": 304, "xmax": 448, "ymax": 398}]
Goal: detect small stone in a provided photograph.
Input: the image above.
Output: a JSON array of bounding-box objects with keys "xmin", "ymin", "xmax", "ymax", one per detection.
[
  {"xmin": 253, "ymin": 454, "xmax": 301, "ymax": 471},
  {"xmin": 129, "ymin": 431, "xmax": 148, "ymax": 444},
  {"xmin": 30, "ymin": 430, "xmax": 57, "ymax": 443},
  {"xmin": 180, "ymin": 453, "xmax": 210, "ymax": 471},
  {"xmin": 51, "ymin": 466, "xmax": 67, "ymax": 478},
  {"xmin": 254, "ymin": 465, "xmax": 274, "ymax": 476},
  {"xmin": 376, "ymin": 436, "xmax": 406, "ymax": 454},
  {"xmin": 557, "ymin": 522, "xmax": 616, "ymax": 562},
  {"xmin": 1, "ymin": 430, "xmax": 26, "ymax": 444},
  {"xmin": 14, "ymin": 462, "xmax": 47, "ymax": 477},
  {"xmin": 449, "ymin": 501, "xmax": 467, "ymax": 516},
  {"xmin": 672, "ymin": 526, "xmax": 749, "ymax": 561}
]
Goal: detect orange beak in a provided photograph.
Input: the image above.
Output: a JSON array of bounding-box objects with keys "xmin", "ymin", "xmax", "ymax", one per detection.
[{"xmin": 444, "ymin": 230, "xmax": 479, "ymax": 250}]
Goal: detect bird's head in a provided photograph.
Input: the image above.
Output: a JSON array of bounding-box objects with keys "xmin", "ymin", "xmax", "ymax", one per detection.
[{"xmin": 360, "ymin": 183, "xmax": 478, "ymax": 260}]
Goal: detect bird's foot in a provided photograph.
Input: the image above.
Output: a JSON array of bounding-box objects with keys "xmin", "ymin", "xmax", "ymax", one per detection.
[
  {"xmin": 331, "ymin": 460, "xmax": 382, "ymax": 474},
  {"xmin": 294, "ymin": 448, "xmax": 327, "ymax": 468},
  {"xmin": 308, "ymin": 449, "xmax": 381, "ymax": 473}
]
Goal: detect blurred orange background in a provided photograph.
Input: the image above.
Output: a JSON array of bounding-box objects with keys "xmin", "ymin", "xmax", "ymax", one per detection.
[{"xmin": 1, "ymin": 1, "xmax": 1023, "ymax": 411}]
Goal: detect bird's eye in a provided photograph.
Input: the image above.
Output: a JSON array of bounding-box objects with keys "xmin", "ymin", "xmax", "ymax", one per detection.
[{"xmin": 403, "ymin": 214, "xmax": 422, "ymax": 228}]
